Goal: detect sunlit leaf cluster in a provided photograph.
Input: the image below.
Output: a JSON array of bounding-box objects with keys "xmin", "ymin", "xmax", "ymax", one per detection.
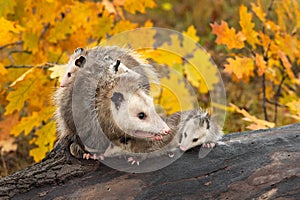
[{"xmin": 211, "ymin": 0, "xmax": 300, "ymax": 129}]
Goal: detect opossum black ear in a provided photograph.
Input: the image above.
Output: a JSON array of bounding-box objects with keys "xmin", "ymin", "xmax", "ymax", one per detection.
[
  {"xmin": 113, "ymin": 60, "xmax": 121, "ymax": 73},
  {"xmin": 74, "ymin": 47, "xmax": 84, "ymax": 54},
  {"xmin": 204, "ymin": 117, "xmax": 210, "ymax": 129},
  {"xmin": 75, "ymin": 56, "xmax": 86, "ymax": 68}
]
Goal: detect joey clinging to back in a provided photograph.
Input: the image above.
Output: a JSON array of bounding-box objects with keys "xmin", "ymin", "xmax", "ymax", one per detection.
[
  {"xmin": 53, "ymin": 47, "xmax": 89, "ymax": 157},
  {"xmin": 60, "ymin": 47, "xmax": 87, "ymax": 87}
]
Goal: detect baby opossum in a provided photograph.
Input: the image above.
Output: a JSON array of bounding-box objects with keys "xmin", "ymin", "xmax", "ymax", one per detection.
[
  {"xmin": 53, "ymin": 46, "xmax": 168, "ymax": 159},
  {"xmin": 103, "ymin": 109, "xmax": 223, "ymax": 164},
  {"xmin": 60, "ymin": 47, "xmax": 87, "ymax": 87}
]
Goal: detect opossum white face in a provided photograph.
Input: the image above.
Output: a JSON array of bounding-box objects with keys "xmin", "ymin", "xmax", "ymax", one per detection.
[
  {"xmin": 179, "ymin": 112, "xmax": 211, "ymax": 151},
  {"xmin": 60, "ymin": 47, "xmax": 86, "ymax": 87},
  {"xmin": 110, "ymin": 88, "xmax": 170, "ymax": 140}
]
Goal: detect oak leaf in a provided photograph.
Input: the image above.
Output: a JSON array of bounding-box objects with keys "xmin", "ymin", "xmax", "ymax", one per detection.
[
  {"xmin": 0, "ymin": 17, "xmax": 24, "ymax": 46},
  {"xmin": 29, "ymin": 120, "xmax": 56, "ymax": 162},
  {"xmin": 123, "ymin": 0, "xmax": 156, "ymax": 14},
  {"xmin": 0, "ymin": 63, "xmax": 7, "ymax": 75},
  {"xmin": 211, "ymin": 21, "xmax": 245, "ymax": 50},
  {"xmin": 224, "ymin": 56, "xmax": 254, "ymax": 80},
  {"xmin": 230, "ymin": 103, "xmax": 275, "ymax": 130},
  {"xmin": 255, "ymin": 54, "xmax": 267, "ymax": 76},
  {"xmin": 251, "ymin": 0, "xmax": 266, "ymax": 22},
  {"xmin": 239, "ymin": 5, "xmax": 259, "ymax": 48},
  {"xmin": 182, "ymin": 25, "xmax": 200, "ymax": 42},
  {"xmin": 154, "ymin": 70, "xmax": 196, "ymax": 114}
]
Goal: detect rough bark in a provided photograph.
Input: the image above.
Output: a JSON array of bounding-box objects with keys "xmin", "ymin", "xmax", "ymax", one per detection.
[{"xmin": 0, "ymin": 123, "xmax": 299, "ymax": 200}]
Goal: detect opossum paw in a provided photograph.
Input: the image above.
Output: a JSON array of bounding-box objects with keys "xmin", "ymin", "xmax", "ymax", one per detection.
[
  {"xmin": 154, "ymin": 134, "xmax": 163, "ymax": 141},
  {"xmin": 83, "ymin": 153, "xmax": 91, "ymax": 159},
  {"xmin": 127, "ymin": 157, "xmax": 140, "ymax": 166},
  {"xmin": 202, "ymin": 142, "xmax": 216, "ymax": 149}
]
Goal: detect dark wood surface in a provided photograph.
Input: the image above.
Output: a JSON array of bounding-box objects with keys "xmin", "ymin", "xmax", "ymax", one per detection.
[{"xmin": 1, "ymin": 123, "xmax": 299, "ymax": 200}]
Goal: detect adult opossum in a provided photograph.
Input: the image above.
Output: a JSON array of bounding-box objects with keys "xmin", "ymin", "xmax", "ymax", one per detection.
[{"xmin": 53, "ymin": 46, "xmax": 169, "ymax": 158}]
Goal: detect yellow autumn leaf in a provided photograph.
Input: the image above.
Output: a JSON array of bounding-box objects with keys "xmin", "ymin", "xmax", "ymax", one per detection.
[
  {"xmin": 49, "ymin": 64, "xmax": 67, "ymax": 82},
  {"xmin": 230, "ymin": 103, "xmax": 275, "ymax": 130},
  {"xmin": 111, "ymin": 20, "xmax": 138, "ymax": 35},
  {"xmin": 161, "ymin": 34, "xmax": 195, "ymax": 59},
  {"xmin": 0, "ymin": 0, "xmax": 17, "ymax": 17},
  {"xmin": 211, "ymin": 21, "xmax": 245, "ymax": 50},
  {"xmin": 0, "ymin": 17, "xmax": 24, "ymax": 46},
  {"xmin": 103, "ymin": 27, "xmax": 157, "ymax": 51},
  {"xmin": 183, "ymin": 25, "xmax": 200, "ymax": 42},
  {"xmin": 154, "ymin": 70, "xmax": 196, "ymax": 114},
  {"xmin": 5, "ymin": 70, "xmax": 36, "ymax": 115},
  {"xmin": 286, "ymin": 99, "xmax": 300, "ymax": 121},
  {"xmin": 143, "ymin": 19, "xmax": 153, "ymax": 27},
  {"xmin": 239, "ymin": 5, "xmax": 259, "ymax": 48},
  {"xmin": 224, "ymin": 56, "xmax": 254, "ymax": 80},
  {"xmin": 10, "ymin": 106, "xmax": 55, "ymax": 136},
  {"xmin": 124, "ymin": 0, "xmax": 156, "ymax": 14},
  {"xmin": 23, "ymin": 32, "xmax": 39, "ymax": 54},
  {"xmin": 185, "ymin": 48, "xmax": 220, "ymax": 93},
  {"xmin": 251, "ymin": 0, "xmax": 266, "ymax": 22},
  {"xmin": 141, "ymin": 49, "xmax": 182, "ymax": 66},
  {"xmin": 29, "ymin": 120, "xmax": 56, "ymax": 162},
  {"xmin": 0, "ymin": 62, "xmax": 7, "ymax": 75}
]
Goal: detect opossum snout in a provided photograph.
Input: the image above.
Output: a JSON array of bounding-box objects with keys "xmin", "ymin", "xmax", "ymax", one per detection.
[
  {"xmin": 179, "ymin": 145, "xmax": 187, "ymax": 152},
  {"xmin": 161, "ymin": 127, "xmax": 170, "ymax": 135}
]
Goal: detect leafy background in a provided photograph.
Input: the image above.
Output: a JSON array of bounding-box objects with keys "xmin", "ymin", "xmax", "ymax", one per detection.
[{"xmin": 0, "ymin": 0, "xmax": 299, "ymax": 177}]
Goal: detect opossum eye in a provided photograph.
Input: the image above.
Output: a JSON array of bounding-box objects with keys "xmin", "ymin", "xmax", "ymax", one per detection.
[
  {"xmin": 74, "ymin": 47, "xmax": 84, "ymax": 54},
  {"xmin": 192, "ymin": 138, "xmax": 198, "ymax": 142},
  {"xmin": 67, "ymin": 72, "xmax": 71, "ymax": 77},
  {"xmin": 75, "ymin": 56, "xmax": 86, "ymax": 68},
  {"xmin": 137, "ymin": 112, "xmax": 146, "ymax": 120}
]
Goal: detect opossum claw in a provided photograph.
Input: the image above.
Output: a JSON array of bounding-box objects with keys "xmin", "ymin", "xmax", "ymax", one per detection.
[
  {"xmin": 202, "ymin": 142, "xmax": 216, "ymax": 148},
  {"xmin": 168, "ymin": 152, "xmax": 175, "ymax": 158},
  {"xmin": 128, "ymin": 157, "xmax": 140, "ymax": 166}
]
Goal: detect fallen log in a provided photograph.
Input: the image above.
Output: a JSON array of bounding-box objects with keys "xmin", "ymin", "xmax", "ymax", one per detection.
[{"xmin": 0, "ymin": 123, "xmax": 299, "ymax": 199}]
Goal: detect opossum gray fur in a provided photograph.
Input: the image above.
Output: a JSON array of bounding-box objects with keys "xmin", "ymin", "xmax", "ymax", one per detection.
[
  {"xmin": 53, "ymin": 46, "xmax": 165, "ymax": 158},
  {"xmin": 103, "ymin": 109, "xmax": 223, "ymax": 164}
]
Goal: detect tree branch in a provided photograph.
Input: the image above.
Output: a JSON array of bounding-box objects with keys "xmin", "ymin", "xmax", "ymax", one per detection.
[
  {"xmin": 0, "ymin": 41, "xmax": 23, "ymax": 51},
  {"xmin": 0, "ymin": 123, "xmax": 299, "ymax": 199},
  {"xmin": 4, "ymin": 63, "xmax": 55, "ymax": 69}
]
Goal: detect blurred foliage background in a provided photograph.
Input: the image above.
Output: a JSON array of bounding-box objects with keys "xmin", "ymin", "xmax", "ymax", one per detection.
[{"xmin": 0, "ymin": 0, "xmax": 299, "ymax": 177}]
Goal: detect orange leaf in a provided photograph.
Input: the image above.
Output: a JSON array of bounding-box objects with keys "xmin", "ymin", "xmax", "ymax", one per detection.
[
  {"xmin": 224, "ymin": 56, "xmax": 254, "ymax": 80},
  {"xmin": 278, "ymin": 51, "xmax": 295, "ymax": 80},
  {"xmin": 255, "ymin": 54, "xmax": 267, "ymax": 76},
  {"xmin": 211, "ymin": 21, "xmax": 245, "ymax": 50},
  {"xmin": 230, "ymin": 103, "xmax": 275, "ymax": 130},
  {"xmin": 239, "ymin": 5, "xmax": 259, "ymax": 48},
  {"xmin": 0, "ymin": 112, "xmax": 19, "ymax": 140},
  {"xmin": 0, "ymin": 63, "xmax": 7, "ymax": 75}
]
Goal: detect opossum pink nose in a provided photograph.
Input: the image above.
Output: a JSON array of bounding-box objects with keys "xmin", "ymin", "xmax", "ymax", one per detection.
[
  {"xmin": 162, "ymin": 127, "xmax": 170, "ymax": 134},
  {"xmin": 179, "ymin": 146, "xmax": 187, "ymax": 152}
]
